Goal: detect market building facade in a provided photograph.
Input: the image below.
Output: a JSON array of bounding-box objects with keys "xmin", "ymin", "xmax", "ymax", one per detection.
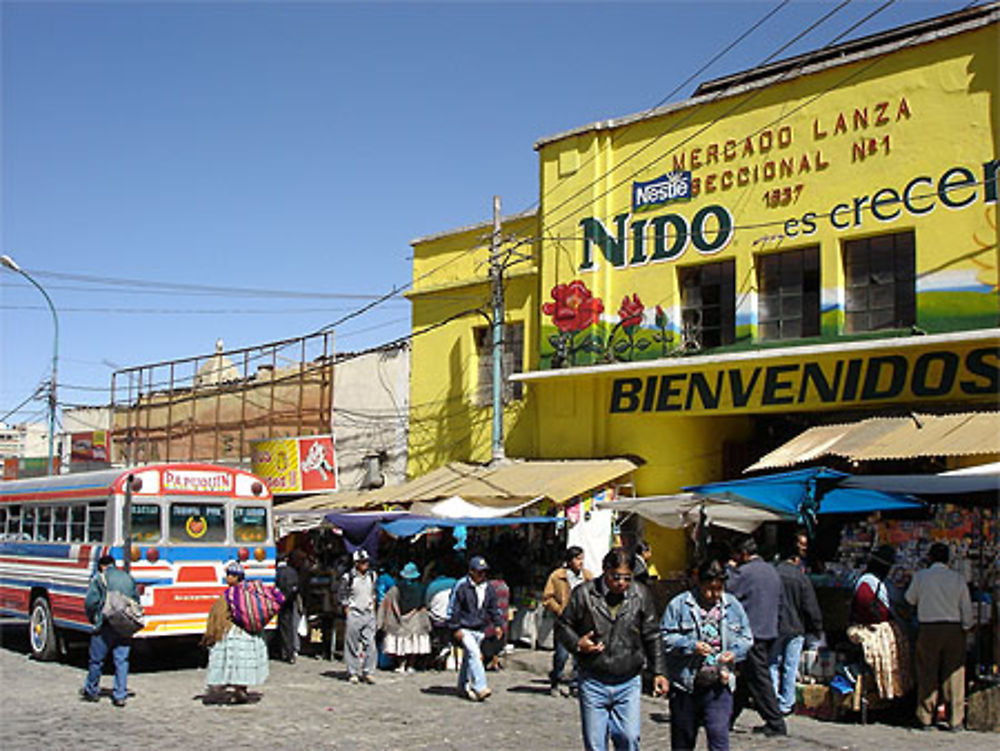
[{"xmin": 408, "ymin": 5, "xmax": 1000, "ymax": 575}]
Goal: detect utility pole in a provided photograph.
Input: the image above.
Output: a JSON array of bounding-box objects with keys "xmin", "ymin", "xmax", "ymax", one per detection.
[{"xmin": 489, "ymin": 196, "xmax": 506, "ymax": 464}]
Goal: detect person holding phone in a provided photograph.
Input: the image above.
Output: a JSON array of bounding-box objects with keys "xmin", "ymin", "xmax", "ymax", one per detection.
[{"xmin": 557, "ymin": 547, "xmax": 669, "ymax": 751}]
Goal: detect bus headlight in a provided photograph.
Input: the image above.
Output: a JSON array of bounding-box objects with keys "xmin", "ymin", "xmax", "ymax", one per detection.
[{"xmin": 254, "ymin": 547, "xmax": 266, "ymax": 562}]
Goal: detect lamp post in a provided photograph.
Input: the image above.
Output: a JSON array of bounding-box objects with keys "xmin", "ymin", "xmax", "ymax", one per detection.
[{"xmin": 1, "ymin": 255, "xmax": 59, "ymax": 476}]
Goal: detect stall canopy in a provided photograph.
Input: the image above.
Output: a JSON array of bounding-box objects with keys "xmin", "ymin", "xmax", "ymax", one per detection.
[
  {"xmin": 596, "ymin": 493, "xmax": 790, "ymax": 533},
  {"xmin": 684, "ymin": 467, "xmax": 924, "ymax": 531},
  {"xmin": 379, "ymin": 514, "xmax": 559, "ymax": 539},
  {"xmin": 274, "ymin": 457, "xmax": 639, "ymax": 536},
  {"xmin": 839, "ymin": 464, "xmax": 1000, "ymax": 503},
  {"xmin": 745, "ymin": 412, "xmax": 1000, "ymax": 472}
]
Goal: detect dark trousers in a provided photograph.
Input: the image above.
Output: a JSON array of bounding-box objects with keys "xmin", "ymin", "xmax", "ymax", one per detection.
[
  {"xmin": 277, "ymin": 601, "xmax": 299, "ymax": 661},
  {"xmin": 551, "ymin": 639, "xmax": 579, "ymax": 687},
  {"xmin": 669, "ymin": 685, "xmax": 733, "ymax": 751},
  {"xmin": 732, "ymin": 638, "xmax": 786, "ymax": 732}
]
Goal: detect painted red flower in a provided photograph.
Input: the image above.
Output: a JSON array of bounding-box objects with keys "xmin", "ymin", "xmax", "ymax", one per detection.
[
  {"xmin": 542, "ymin": 280, "xmax": 604, "ymax": 333},
  {"xmin": 618, "ymin": 293, "xmax": 644, "ymax": 330}
]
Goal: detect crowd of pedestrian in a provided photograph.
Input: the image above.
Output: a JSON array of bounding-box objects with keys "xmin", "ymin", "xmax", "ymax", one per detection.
[{"xmin": 76, "ymin": 532, "xmax": 978, "ymax": 749}]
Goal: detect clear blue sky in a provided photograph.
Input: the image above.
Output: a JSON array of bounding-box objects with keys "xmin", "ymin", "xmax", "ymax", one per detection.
[{"xmin": 1, "ymin": 0, "xmax": 970, "ymax": 426}]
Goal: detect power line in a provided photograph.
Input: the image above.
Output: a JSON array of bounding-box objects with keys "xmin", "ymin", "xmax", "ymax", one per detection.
[
  {"xmin": 522, "ymin": 0, "xmax": 795, "ymax": 217},
  {"xmin": 538, "ymin": 0, "xmax": 879, "ymax": 235}
]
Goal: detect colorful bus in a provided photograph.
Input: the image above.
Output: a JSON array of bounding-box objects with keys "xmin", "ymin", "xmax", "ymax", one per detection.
[{"xmin": 0, "ymin": 463, "xmax": 276, "ymax": 659}]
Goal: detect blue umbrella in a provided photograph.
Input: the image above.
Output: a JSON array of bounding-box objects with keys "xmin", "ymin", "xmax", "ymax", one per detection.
[{"xmin": 684, "ymin": 467, "xmax": 923, "ymax": 532}]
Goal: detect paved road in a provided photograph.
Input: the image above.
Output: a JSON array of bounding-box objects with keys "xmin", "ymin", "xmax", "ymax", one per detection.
[{"xmin": 0, "ymin": 627, "xmax": 994, "ymax": 750}]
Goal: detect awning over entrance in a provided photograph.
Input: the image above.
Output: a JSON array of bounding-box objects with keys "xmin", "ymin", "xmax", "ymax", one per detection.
[{"xmin": 745, "ymin": 412, "xmax": 1000, "ymax": 472}]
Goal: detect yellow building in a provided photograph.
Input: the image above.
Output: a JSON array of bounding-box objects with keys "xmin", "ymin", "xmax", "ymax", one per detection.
[{"xmin": 409, "ymin": 5, "xmax": 1000, "ymax": 574}]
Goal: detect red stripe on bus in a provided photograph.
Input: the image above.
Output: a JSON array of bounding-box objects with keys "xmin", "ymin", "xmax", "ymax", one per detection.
[
  {"xmin": 50, "ymin": 593, "xmax": 87, "ymax": 621},
  {"xmin": 0, "ymin": 489, "xmax": 104, "ymax": 503},
  {"xmin": 176, "ymin": 566, "xmax": 219, "ymax": 583}
]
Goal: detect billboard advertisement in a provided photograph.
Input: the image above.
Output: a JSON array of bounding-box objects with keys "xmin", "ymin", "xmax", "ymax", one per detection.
[{"xmin": 250, "ymin": 434, "xmax": 337, "ymax": 494}]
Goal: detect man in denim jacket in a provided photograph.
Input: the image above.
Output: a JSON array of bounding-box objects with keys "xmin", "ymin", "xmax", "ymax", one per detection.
[{"xmin": 661, "ymin": 559, "xmax": 752, "ymax": 751}]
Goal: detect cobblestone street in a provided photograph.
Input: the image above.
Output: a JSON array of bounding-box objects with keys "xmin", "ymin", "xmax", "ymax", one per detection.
[{"xmin": 0, "ymin": 629, "xmax": 994, "ymax": 750}]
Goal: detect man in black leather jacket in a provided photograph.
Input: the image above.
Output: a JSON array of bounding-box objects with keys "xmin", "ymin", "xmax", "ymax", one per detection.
[{"xmin": 557, "ymin": 547, "xmax": 668, "ymax": 751}]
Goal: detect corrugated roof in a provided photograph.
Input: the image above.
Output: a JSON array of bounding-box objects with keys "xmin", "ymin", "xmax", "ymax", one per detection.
[
  {"xmin": 746, "ymin": 412, "xmax": 1000, "ymax": 471},
  {"xmin": 274, "ymin": 458, "xmax": 639, "ymax": 514}
]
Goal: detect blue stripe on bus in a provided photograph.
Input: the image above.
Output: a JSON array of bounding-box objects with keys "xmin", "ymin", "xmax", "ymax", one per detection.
[
  {"xmin": 107, "ymin": 546, "xmax": 276, "ymax": 562},
  {"xmin": 0, "ymin": 479, "xmax": 114, "ymax": 495},
  {"xmin": 0, "ymin": 542, "xmax": 76, "ymax": 557}
]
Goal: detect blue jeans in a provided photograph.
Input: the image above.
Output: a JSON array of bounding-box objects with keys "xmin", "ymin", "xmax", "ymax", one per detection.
[
  {"xmin": 577, "ymin": 673, "xmax": 642, "ymax": 751},
  {"xmin": 768, "ymin": 634, "xmax": 804, "ymax": 715},
  {"xmin": 84, "ymin": 624, "xmax": 130, "ymax": 702},
  {"xmin": 457, "ymin": 629, "xmax": 487, "ymax": 693}
]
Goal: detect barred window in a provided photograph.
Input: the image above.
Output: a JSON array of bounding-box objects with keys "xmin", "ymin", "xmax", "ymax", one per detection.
[
  {"xmin": 475, "ymin": 322, "xmax": 524, "ymax": 407},
  {"xmin": 843, "ymin": 231, "xmax": 915, "ymax": 333},
  {"xmin": 757, "ymin": 246, "xmax": 820, "ymax": 340},
  {"xmin": 678, "ymin": 260, "xmax": 735, "ymax": 350}
]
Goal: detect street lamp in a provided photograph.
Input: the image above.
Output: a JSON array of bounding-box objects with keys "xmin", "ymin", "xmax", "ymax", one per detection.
[{"xmin": 1, "ymin": 255, "xmax": 59, "ymax": 476}]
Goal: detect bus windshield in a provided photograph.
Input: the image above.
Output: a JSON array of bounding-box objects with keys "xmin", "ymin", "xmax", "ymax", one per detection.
[
  {"xmin": 168, "ymin": 502, "xmax": 226, "ymax": 543},
  {"xmin": 234, "ymin": 505, "xmax": 269, "ymax": 543}
]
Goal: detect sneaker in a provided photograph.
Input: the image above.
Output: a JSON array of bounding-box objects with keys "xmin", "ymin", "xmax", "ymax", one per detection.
[
  {"xmin": 465, "ymin": 685, "xmax": 479, "ymax": 701},
  {"xmin": 549, "ymin": 685, "xmax": 560, "ymax": 697},
  {"xmin": 348, "ymin": 674, "xmax": 360, "ymax": 684},
  {"xmin": 79, "ymin": 689, "xmax": 99, "ymax": 703},
  {"xmin": 112, "ymin": 698, "xmax": 126, "ymax": 708},
  {"xmin": 362, "ymin": 673, "xmax": 376, "ymax": 685},
  {"xmin": 476, "ymin": 687, "xmax": 492, "ymax": 700}
]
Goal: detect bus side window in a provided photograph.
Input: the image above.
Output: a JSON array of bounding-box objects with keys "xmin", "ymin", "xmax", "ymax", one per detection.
[
  {"xmin": 22, "ymin": 507, "xmax": 36, "ymax": 541},
  {"xmin": 6, "ymin": 505, "xmax": 20, "ymax": 540},
  {"xmin": 87, "ymin": 504, "xmax": 106, "ymax": 543},
  {"xmin": 69, "ymin": 505, "xmax": 86, "ymax": 542},
  {"xmin": 0, "ymin": 506, "xmax": 6, "ymax": 540},
  {"xmin": 37, "ymin": 507, "xmax": 52, "ymax": 542},
  {"xmin": 53, "ymin": 506, "xmax": 69, "ymax": 542}
]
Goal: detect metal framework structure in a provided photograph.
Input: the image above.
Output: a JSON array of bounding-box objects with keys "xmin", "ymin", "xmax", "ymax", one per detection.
[{"xmin": 110, "ymin": 332, "xmax": 334, "ymax": 466}]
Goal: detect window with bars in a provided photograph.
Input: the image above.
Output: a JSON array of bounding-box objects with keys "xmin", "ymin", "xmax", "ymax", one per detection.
[
  {"xmin": 843, "ymin": 231, "xmax": 916, "ymax": 333},
  {"xmin": 678, "ymin": 260, "xmax": 735, "ymax": 350},
  {"xmin": 474, "ymin": 322, "xmax": 524, "ymax": 407},
  {"xmin": 757, "ymin": 246, "xmax": 821, "ymax": 340}
]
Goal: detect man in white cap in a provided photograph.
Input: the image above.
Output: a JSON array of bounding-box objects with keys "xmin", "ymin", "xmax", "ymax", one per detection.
[
  {"xmin": 339, "ymin": 549, "xmax": 377, "ymax": 684},
  {"xmin": 448, "ymin": 555, "xmax": 502, "ymax": 701}
]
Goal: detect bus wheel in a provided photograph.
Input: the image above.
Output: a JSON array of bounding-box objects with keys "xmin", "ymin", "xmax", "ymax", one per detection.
[{"xmin": 29, "ymin": 596, "xmax": 59, "ymax": 661}]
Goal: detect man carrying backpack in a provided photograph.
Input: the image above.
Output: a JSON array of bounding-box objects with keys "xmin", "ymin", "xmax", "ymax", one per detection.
[{"xmin": 80, "ymin": 553, "xmax": 140, "ymax": 707}]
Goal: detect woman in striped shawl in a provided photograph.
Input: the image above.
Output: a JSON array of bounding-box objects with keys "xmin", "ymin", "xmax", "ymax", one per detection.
[{"xmin": 201, "ymin": 561, "xmax": 271, "ymax": 704}]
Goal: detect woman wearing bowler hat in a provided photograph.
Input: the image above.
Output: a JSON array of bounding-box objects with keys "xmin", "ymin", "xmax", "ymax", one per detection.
[{"xmin": 378, "ymin": 561, "xmax": 432, "ymax": 673}]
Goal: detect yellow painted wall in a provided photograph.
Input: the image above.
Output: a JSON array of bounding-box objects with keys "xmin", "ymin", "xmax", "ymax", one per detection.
[
  {"xmin": 536, "ymin": 24, "xmax": 998, "ymax": 358},
  {"xmin": 408, "ymin": 213, "xmax": 540, "ymax": 476},
  {"xmin": 407, "ymin": 18, "xmax": 999, "ymax": 576}
]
